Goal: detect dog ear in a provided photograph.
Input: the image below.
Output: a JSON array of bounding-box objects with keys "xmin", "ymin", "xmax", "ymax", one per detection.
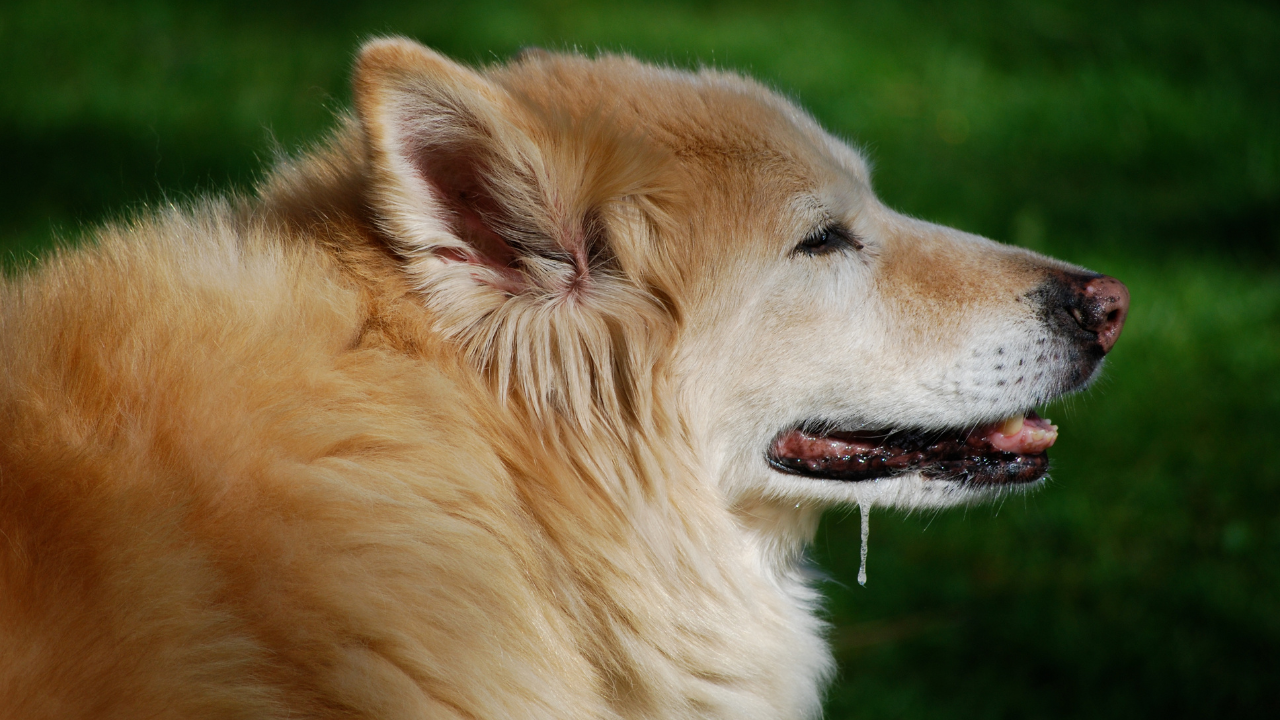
[
  {"xmin": 352, "ymin": 38, "xmax": 674, "ymax": 424},
  {"xmin": 354, "ymin": 37, "xmax": 561, "ymax": 296}
]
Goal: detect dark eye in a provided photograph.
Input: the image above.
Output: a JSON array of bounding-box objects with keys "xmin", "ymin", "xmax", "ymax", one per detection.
[{"xmin": 794, "ymin": 224, "xmax": 863, "ymax": 256}]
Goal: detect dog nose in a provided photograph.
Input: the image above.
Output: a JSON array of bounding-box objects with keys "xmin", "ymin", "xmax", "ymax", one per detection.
[{"xmin": 1066, "ymin": 274, "xmax": 1129, "ymax": 353}]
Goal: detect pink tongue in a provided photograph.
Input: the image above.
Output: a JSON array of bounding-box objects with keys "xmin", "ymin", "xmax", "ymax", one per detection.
[
  {"xmin": 772, "ymin": 432, "xmax": 881, "ymax": 462},
  {"xmin": 986, "ymin": 416, "xmax": 1058, "ymax": 454}
]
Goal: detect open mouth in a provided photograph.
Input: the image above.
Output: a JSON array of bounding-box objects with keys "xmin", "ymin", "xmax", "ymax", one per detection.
[{"xmin": 767, "ymin": 412, "xmax": 1058, "ymax": 486}]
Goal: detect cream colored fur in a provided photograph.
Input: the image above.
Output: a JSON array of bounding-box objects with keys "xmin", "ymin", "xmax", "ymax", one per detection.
[{"xmin": 1, "ymin": 39, "xmax": 1097, "ymax": 719}]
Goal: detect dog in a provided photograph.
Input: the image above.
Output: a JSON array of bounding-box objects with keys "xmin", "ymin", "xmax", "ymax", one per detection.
[{"xmin": 0, "ymin": 38, "xmax": 1128, "ymax": 719}]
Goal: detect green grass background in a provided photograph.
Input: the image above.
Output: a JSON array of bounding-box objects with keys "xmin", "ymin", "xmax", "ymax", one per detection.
[{"xmin": 3, "ymin": 0, "xmax": 1277, "ymax": 716}]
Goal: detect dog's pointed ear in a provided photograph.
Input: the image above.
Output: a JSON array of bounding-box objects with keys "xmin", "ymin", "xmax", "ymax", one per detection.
[{"xmin": 354, "ymin": 37, "xmax": 548, "ymax": 295}]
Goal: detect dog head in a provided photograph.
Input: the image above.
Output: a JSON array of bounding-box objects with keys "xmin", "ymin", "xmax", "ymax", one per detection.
[{"xmin": 352, "ymin": 38, "xmax": 1128, "ymax": 513}]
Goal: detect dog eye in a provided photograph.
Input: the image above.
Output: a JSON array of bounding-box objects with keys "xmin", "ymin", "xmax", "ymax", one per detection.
[{"xmin": 794, "ymin": 225, "xmax": 863, "ymax": 256}]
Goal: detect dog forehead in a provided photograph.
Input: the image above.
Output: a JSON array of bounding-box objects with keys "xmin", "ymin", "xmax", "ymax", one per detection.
[{"xmin": 488, "ymin": 51, "xmax": 866, "ymax": 189}]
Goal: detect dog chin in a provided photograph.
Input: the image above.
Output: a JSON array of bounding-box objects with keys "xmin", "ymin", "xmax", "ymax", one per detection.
[{"xmin": 765, "ymin": 466, "xmax": 1045, "ymax": 511}]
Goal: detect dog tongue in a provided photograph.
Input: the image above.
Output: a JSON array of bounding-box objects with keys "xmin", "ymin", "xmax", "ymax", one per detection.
[{"xmin": 772, "ymin": 432, "xmax": 883, "ymax": 462}]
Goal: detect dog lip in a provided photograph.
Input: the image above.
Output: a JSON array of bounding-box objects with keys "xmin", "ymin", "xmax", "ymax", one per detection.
[{"xmin": 766, "ymin": 412, "xmax": 1054, "ymax": 485}]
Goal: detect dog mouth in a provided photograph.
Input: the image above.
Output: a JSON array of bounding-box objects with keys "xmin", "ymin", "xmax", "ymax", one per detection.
[{"xmin": 767, "ymin": 411, "xmax": 1058, "ymax": 485}]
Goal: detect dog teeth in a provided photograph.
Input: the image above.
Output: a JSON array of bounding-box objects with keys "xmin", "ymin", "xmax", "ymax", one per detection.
[
  {"xmin": 999, "ymin": 414, "xmax": 1025, "ymax": 435},
  {"xmin": 1026, "ymin": 424, "xmax": 1058, "ymax": 445}
]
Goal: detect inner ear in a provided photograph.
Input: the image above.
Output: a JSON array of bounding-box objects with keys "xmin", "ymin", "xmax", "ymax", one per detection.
[{"xmin": 418, "ymin": 145, "xmax": 524, "ymax": 277}]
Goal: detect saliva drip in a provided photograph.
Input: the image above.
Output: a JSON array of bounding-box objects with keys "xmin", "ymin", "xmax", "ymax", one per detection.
[{"xmin": 857, "ymin": 499, "xmax": 870, "ymax": 586}]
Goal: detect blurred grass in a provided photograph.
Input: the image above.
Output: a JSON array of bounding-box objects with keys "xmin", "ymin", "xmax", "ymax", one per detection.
[{"xmin": 2, "ymin": 0, "xmax": 1277, "ymax": 717}]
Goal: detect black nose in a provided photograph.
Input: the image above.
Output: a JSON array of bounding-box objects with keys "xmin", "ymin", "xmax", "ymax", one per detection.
[{"xmin": 1052, "ymin": 273, "xmax": 1130, "ymax": 353}]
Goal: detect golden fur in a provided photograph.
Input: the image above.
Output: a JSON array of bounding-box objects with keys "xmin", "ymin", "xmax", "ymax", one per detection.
[{"xmin": 1, "ymin": 39, "xmax": 1116, "ymax": 718}]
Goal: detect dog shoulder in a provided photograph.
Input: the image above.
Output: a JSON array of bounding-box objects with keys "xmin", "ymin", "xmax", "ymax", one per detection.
[{"xmin": 0, "ymin": 202, "xmax": 618, "ymax": 718}]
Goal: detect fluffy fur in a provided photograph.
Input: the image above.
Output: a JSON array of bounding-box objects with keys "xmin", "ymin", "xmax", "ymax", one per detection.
[{"xmin": 1, "ymin": 39, "xmax": 1114, "ymax": 719}]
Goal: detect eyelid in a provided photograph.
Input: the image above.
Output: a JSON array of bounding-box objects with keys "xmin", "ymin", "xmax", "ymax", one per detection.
[{"xmin": 794, "ymin": 223, "xmax": 864, "ymax": 256}]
